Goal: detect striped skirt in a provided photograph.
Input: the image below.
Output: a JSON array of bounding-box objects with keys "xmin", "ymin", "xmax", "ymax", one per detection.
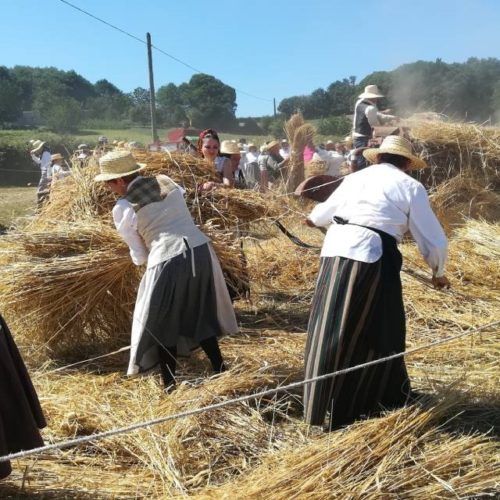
[{"xmin": 303, "ymin": 235, "xmax": 411, "ymax": 427}]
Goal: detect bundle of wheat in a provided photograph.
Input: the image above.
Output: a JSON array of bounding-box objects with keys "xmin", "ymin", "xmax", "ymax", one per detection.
[
  {"xmin": 36, "ymin": 154, "xmax": 277, "ymax": 231},
  {"xmin": 0, "ymin": 222, "xmax": 139, "ymax": 360},
  {"xmin": 429, "ymin": 175, "xmax": 500, "ymax": 233},
  {"xmin": 305, "ymin": 160, "xmax": 327, "ymax": 178},
  {"xmin": 408, "ymin": 120, "xmax": 500, "ymax": 186}
]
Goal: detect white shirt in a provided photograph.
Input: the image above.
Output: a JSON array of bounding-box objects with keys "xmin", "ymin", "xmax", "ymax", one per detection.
[
  {"xmin": 352, "ymin": 98, "xmax": 396, "ymax": 137},
  {"xmin": 113, "ymin": 198, "xmax": 149, "ymax": 266},
  {"xmin": 312, "ymin": 150, "xmax": 344, "ymax": 177},
  {"xmin": 308, "ymin": 163, "xmax": 448, "ymax": 277},
  {"xmin": 279, "ymin": 146, "xmax": 290, "ymax": 160}
]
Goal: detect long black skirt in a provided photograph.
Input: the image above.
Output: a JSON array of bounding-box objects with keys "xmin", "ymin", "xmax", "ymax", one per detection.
[
  {"xmin": 128, "ymin": 243, "xmax": 235, "ymax": 375},
  {"xmin": 303, "ymin": 232, "xmax": 411, "ymax": 427},
  {"xmin": 0, "ymin": 314, "xmax": 46, "ymax": 479}
]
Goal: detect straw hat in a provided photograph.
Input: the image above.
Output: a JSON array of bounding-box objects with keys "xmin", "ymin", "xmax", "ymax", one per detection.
[
  {"xmin": 265, "ymin": 140, "xmax": 280, "ymax": 152},
  {"xmin": 95, "ymin": 150, "xmax": 146, "ymax": 182},
  {"xmin": 51, "ymin": 153, "xmax": 64, "ymax": 162},
  {"xmin": 362, "ymin": 136, "xmax": 427, "ymax": 170},
  {"xmin": 358, "ymin": 84, "xmax": 384, "ymax": 99},
  {"xmin": 77, "ymin": 143, "xmax": 88, "ymax": 149},
  {"xmin": 31, "ymin": 140, "xmax": 46, "ymax": 154},
  {"xmin": 220, "ymin": 140, "xmax": 241, "ymax": 155}
]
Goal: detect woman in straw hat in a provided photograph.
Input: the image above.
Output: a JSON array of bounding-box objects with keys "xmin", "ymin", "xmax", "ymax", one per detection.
[
  {"xmin": 95, "ymin": 151, "xmax": 238, "ymax": 392},
  {"xmin": 219, "ymin": 140, "xmax": 242, "ymax": 188},
  {"xmin": 0, "ymin": 312, "xmax": 46, "ymax": 479},
  {"xmin": 303, "ymin": 136, "xmax": 449, "ymax": 429},
  {"xmin": 30, "ymin": 140, "xmax": 52, "ymax": 207},
  {"xmin": 352, "ymin": 84, "xmax": 398, "ymax": 170}
]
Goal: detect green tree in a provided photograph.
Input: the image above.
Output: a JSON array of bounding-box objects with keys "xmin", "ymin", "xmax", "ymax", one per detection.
[
  {"xmin": 0, "ymin": 67, "xmax": 23, "ymax": 123},
  {"xmin": 34, "ymin": 93, "xmax": 82, "ymax": 132},
  {"xmin": 181, "ymin": 74, "xmax": 237, "ymax": 129},
  {"xmin": 156, "ymin": 83, "xmax": 187, "ymax": 126}
]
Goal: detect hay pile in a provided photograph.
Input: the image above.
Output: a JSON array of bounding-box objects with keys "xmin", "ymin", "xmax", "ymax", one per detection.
[
  {"xmin": 0, "ymin": 151, "xmax": 278, "ymax": 358},
  {"xmin": 429, "ymin": 174, "xmax": 500, "ymax": 233},
  {"xmin": 1, "ymin": 126, "xmax": 499, "ymax": 498},
  {"xmin": 409, "ymin": 120, "xmax": 500, "ymax": 186}
]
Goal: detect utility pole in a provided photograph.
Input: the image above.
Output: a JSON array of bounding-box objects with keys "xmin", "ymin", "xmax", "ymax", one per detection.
[
  {"xmin": 273, "ymin": 98, "xmax": 276, "ymax": 118},
  {"xmin": 146, "ymin": 32, "xmax": 159, "ymax": 143}
]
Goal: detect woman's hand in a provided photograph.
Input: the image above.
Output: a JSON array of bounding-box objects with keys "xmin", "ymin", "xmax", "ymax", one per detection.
[
  {"xmin": 432, "ymin": 275, "xmax": 450, "ymax": 289},
  {"xmin": 200, "ymin": 181, "xmax": 217, "ymax": 192}
]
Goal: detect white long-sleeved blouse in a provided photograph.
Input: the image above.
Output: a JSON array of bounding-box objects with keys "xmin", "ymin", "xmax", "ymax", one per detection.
[{"xmin": 308, "ymin": 163, "xmax": 448, "ymax": 277}]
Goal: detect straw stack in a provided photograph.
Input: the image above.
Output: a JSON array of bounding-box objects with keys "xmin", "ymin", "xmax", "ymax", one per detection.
[
  {"xmin": 0, "ymin": 151, "xmax": 279, "ymax": 358},
  {"xmin": 408, "ymin": 120, "xmax": 500, "ymax": 187}
]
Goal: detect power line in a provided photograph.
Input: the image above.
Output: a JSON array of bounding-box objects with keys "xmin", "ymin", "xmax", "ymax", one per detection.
[{"xmin": 57, "ymin": 0, "xmax": 272, "ymax": 102}]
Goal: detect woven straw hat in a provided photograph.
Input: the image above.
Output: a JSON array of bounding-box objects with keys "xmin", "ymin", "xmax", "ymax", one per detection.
[
  {"xmin": 265, "ymin": 140, "xmax": 280, "ymax": 152},
  {"xmin": 363, "ymin": 136, "xmax": 427, "ymax": 170},
  {"xmin": 51, "ymin": 153, "xmax": 64, "ymax": 162},
  {"xmin": 95, "ymin": 150, "xmax": 146, "ymax": 182},
  {"xmin": 31, "ymin": 140, "xmax": 46, "ymax": 154},
  {"xmin": 220, "ymin": 140, "xmax": 241, "ymax": 155},
  {"xmin": 358, "ymin": 84, "xmax": 384, "ymax": 99}
]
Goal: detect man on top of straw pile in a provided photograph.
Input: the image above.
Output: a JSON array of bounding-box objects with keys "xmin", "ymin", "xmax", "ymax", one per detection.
[
  {"xmin": 303, "ymin": 136, "xmax": 449, "ymax": 430},
  {"xmin": 95, "ymin": 150, "xmax": 238, "ymax": 392},
  {"xmin": 352, "ymin": 85, "xmax": 398, "ymax": 170}
]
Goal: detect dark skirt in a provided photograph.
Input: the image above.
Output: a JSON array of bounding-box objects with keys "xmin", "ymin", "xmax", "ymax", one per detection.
[
  {"xmin": 0, "ymin": 314, "xmax": 46, "ymax": 479},
  {"xmin": 129, "ymin": 243, "xmax": 225, "ymax": 375},
  {"xmin": 303, "ymin": 232, "xmax": 411, "ymax": 427}
]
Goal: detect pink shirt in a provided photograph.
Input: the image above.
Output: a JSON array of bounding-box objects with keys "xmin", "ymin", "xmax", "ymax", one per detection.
[{"xmin": 303, "ymin": 145, "xmax": 315, "ymax": 163}]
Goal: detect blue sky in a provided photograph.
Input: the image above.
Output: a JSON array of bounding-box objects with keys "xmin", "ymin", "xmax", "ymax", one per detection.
[{"xmin": 1, "ymin": 0, "xmax": 499, "ymax": 117}]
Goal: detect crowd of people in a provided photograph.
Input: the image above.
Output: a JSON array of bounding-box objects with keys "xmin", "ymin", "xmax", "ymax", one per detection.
[{"xmin": 2, "ymin": 84, "xmax": 451, "ymax": 478}]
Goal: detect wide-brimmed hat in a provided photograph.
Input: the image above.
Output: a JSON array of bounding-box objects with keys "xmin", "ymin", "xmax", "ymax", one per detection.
[
  {"xmin": 77, "ymin": 143, "xmax": 89, "ymax": 149},
  {"xmin": 363, "ymin": 136, "xmax": 427, "ymax": 170},
  {"xmin": 31, "ymin": 140, "xmax": 46, "ymax": 154},
  {"xmin": 220, "ymin": 140, "xmax": 241, "ymax": 155},
  {"xmin": 95, "ymin": 150, "xmax": 146, "ymax": 182},
  {"xmin": 51, "ymin": 153, "xmax": 64, "ymax": 162},
  {"xmin": 358, "ymin": 84, "xmax": 384, "ymax": 99},
  {"xmin": 265, "ymin": 140, "xmax": 280, "ymax": 152}
]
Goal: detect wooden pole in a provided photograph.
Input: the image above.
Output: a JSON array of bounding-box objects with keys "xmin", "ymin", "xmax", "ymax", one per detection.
[
  {"xmin": 146, "ymin": 33, "xmax": 159, "ymax": 143},
  {"xmin": 273, "ymin": 97, "xmax": 276, "ymax": 117}
]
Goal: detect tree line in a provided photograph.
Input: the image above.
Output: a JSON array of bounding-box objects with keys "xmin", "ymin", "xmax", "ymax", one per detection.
[
  {"xmin": 1, "ymin": 58, "xmax": 499, "ymax": 135},
  {"xmin": 0, "ymin": 66, "xmax": 238, "ymax": 132},
  {"xmin": 279, "ymin": 58, "xmax": 500, "ymax": 124}
]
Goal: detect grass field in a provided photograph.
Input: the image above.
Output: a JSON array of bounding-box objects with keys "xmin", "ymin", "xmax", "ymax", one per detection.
[
  {"xmin": 0, "ymin": 127, "xmax": 272, "ymax": 148},
  {"xmin": 0, "ymin": 186, "xmax": 36, "ymax": 228}
]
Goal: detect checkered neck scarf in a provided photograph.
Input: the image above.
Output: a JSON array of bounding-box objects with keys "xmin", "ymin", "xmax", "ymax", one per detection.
[{"xmin": 124, "ymin": 176, "xmax": 177, "ymax": 212}]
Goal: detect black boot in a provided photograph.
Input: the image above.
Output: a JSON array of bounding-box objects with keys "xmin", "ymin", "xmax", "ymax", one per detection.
[{"xmin": 199, "ymin": 337, "xmax": 226, "ymax": 373}]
